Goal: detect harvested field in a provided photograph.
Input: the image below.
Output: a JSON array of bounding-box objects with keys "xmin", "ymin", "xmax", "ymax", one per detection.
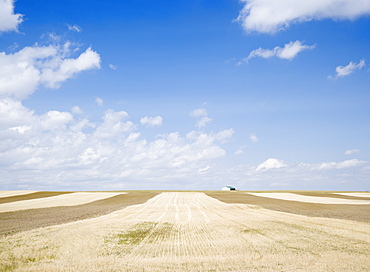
[
  {"xmin": 0, "ymin": 192, "xmax": 73, "ymax": 205},
  {"xmin": 336, "ymin": 192, "xmax": 370, "ymax": 198},
  {"xmin": 206, "ymin": 191, "xmax": 370, "ymax": 223},
  {"xmin": 0, "ymin": 191, "xmax": 38, "ymax": 198},
  {"xmin": 0, "ymin": 192, "xmax": 126, "ymax": 213},
  {"xmin": 1, "ymin": 192, "xmax": 370, "ymax": 271},
  {"xmin": 247, "ymin": 192, "xmax": 370, "ymax": 204},
  {"xmin": 0, "ymin": 191, "xmax": 159, "ymax": 236},
  {"xmin": 296, "ymin": 191, "xmax": 370, "ymax": 200}
]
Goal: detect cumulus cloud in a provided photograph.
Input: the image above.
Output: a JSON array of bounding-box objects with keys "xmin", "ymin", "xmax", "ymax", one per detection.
[
  {"xmin": 42, "ymin": 47, "xmax": 101, "ymax": 88},
  {"xmin": 345, "ymin": 149, "xmax": 360, "ymax": 155},
  {"xmin": 1, "ymin": 97, "xmax": 368, "ymax": 190},
  {"xmin": 0, "ymin": 44, "xmax": 101, "ymax": 100},
  {"xmin": 319, "ymin": 159, "xmax": 367, "ymax": 170},
  {"xmin": 0, "ymin": 0, "xmax": 23, "ymax": 33},
  {"xmin": 190, "ymin": 108, "xmax": 212, "ymax": 128},
  {"xmin": 140, "ymin": 116, "xmax": 163, "ymax": 127},
  {"xmin": 256, "ymin": 158, "xmax": 287, "ymax": 171},
  {"xmin": 242, "ymin": 41, "xmax": 315, "ymax": 63},
  {"xmin": 94, "ymin": 109, "xmax": 133, "ymax": 138},
  {"xmin": 329, "ymin": 59, "xmax": 366, "ymax": 79},
  {"xmin": 40, "ymin": 110, "xmax": 73, "ymax": 131},
  {"xmin": 0, "ymin": 97, "xmax": 233, "ymax": 189},
  {"xmin": 236, "ymin": 0, "xmax": 370, "ymax": 33}
]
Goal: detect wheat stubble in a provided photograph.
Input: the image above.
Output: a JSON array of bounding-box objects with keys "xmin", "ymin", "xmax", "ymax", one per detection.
[{"xmin": 1, "ymin": 192, "xmax": 369, "ymax": 271}]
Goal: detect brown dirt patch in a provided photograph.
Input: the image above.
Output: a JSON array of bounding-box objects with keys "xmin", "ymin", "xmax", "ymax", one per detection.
[
  {"xmin": 206, "ymin": 191, "xmax": 370, "ymax": 223},
  {"xmin": 0, "ymin": 191, "xmax": 159, "ymax": 237}
]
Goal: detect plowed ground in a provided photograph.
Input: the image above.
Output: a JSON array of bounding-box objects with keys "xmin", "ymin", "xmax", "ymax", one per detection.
[
  {"xmin": 206, "ymin": 191, "xmax": 370, "ymax": 223},
  {"xmin": 1, "ymin": 192, "xmax": 369, "ymax": 271}
]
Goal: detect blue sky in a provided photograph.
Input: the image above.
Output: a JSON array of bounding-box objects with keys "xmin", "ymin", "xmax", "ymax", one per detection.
[{"xmin": 0, "ymin": 0, "xmax": 369, "ymax": 191}]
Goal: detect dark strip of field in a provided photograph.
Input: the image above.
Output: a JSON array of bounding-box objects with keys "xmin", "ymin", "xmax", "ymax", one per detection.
[
  {"xmin": 0, "ymin": 191, "xmax": 159, "ymax": 237},
  {"xmin": 206, "ymin": 191, "xmax": 370, "ymax": 223},
  {"xmin": 0, "ymin": 191, "xmax": 73, "ymax": 204}
]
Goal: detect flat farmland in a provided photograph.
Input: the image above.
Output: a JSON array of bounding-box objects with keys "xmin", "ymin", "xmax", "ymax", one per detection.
[{"xmin": 1, "ymin": 191, "xmax": 370, "ymax": 271}]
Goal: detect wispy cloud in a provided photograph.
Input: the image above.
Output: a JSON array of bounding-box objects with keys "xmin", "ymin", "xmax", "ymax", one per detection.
[
  {"xmin": 235, "ymin": 145, "xmax": 246, "ymax": 155},
  {"xmin": 250, "ymin": 133, "xmax": 259, "ymax": 143},
  {"xmin": 109, "ymin": 64, "xmax": 117, "ymax": 70},
  {"xmin": 95, "ymin": 97, "xmax": 104, "ymax": 107},
  {"xmin": 236, "ymin": 0, "xmax": 370, "ymax": 34},
  {"xmin": 67, "ymin": 24, "xmax": 82, "ymax": 32},
  {"xmin": 190, "ymin": 108, "xmax": 212, "ymax": 128},
  {"xmin": 328, "ymin": 59, "xmax": 365, "ymax": 79},
  {"xmin": 71, "ymin": 106, "xmax": 82, "ymax": 114},
  {"xmin": 344, "ymin": 149, "xmax": 360, "ymax": 155},
  {"xmin": 319, "ymin": 159, "xmax": 366, "ymax": 170},
  {"xmin": 240, "ymin": 41, "xmax": 315, "ymax": 64}
]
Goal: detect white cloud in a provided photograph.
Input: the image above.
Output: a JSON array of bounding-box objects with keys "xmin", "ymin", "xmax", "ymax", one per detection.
[
  {"xmin": 235, "ymin": 145, "xmax": 246, "ymax": 155},
  {"xmin": 256, "ymin": 158, "xmax": 287, "ymax": 171},
  {"xmin": 198, "ymin": 165, "xmax": 212, "ymax": 174},
  {"xmin": 140, "ymin": 116, "xmax": 163, "ymax": 127},
  {"xmin": 40, "ymin": 110, "xmax": 73, "ymax": 131},
  {"xmin": 245, "ymin": 41, "xmax": 315, "ymax": 62},
  {"xmin": 8, "ymin": 125, "xmax": 31, "ymax": 134},
  {"xmin": 236, "ymin": 0, "xmax": 370, "ymax": 33},
  {"xmin": 344, "ymin": 149, "xmax": 360, "ymax": 155},
  {"xmin": 319, "ymin": 159, "xmax": 367, "ymax": 170},
  {"xmin": 71, "ymin": 106, "xmax": 82, "ymax": 114},
  {"xmin": 190, "ymin": 108, "xmax": 212, "ymax": 128},
  {"xmin": 0, "ymin": 99, "xmax": 234, "ymax": 190},
  {"xmin": 0, "ymin": 0, "xmax": 23, "ymax": 33},
  {"xmin": 41, "ymin": 47, "xmax": 101, "ymax": 88},
  {"xmin": 0, "ymin": 43, "xmax": 101, "ymax": 100},
  {"xmin": 216, "ymin": 129, "xmax": 234, "ymax": 143},
  {"xmin": 250, "ymin": 133, "xmax": 258, "ymax": 143},
  {"xmin": 212, "ymin": 157, "xmax": 370, "ymax": 190},
  {"xmin": 1, "ymin": 99, "xmax": 368, "ymax": 190},
  {"xmin": 67, "ymin": 24, "xmax": 82, "ymax": 32},
  {"xmin": 196, "ymin": 117, "xmax": 212, "ymax": 128},
  {"xmin": 329, "ymin": 59, "xmax": 366, "ymax": 79},
  {"xmin": 95, "ymin": 97, "xmax": 104, "ymax": 107},
  {"xmin": 94, "ymin": 109, "xmax": 133, "ymax": 138},
  {"xmin": 190, "ymin": 108, "xmax": 207, "ymax": 118}
]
